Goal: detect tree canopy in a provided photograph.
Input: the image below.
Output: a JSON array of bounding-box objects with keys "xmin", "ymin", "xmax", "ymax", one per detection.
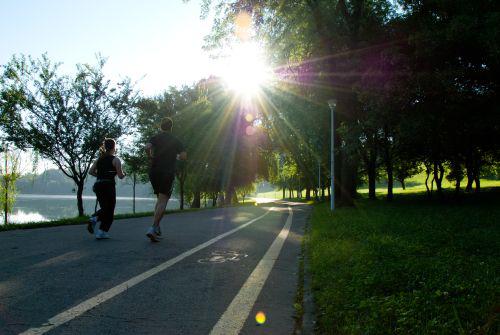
[{"xmin": 0, "ymin": 54, "xmax": 138, "ymax": 215}]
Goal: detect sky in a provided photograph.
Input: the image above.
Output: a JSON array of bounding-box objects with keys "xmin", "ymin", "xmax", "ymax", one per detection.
[
  {"xmin": 0, "ymin": 0, "xmax": 225, "ymax": 173},
  {"xmin": 0, "ymin": 0, "xmax": 215, "ymax": 96}
]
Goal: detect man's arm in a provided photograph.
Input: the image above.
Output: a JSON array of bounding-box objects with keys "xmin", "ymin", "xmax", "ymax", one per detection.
[{"xmin": 177, "ymin": 138, "xmax": 187, "ymax": 161}]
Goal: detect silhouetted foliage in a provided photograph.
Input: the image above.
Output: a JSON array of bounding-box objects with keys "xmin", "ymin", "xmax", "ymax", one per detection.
[{"xmin": 0, "ymin": 54, "xmax": 138, "ymax": 216}]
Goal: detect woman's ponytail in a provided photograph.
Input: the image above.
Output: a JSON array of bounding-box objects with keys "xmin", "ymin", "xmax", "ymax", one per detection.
[{"xmin": 99, "ymin": 138, "xmax": 116, "ymax": 158}]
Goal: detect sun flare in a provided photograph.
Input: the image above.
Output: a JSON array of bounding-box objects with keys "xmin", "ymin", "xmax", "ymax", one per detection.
[{"xmin": 219, "ymin": 42, "xmax": 271, "ymax": 97}]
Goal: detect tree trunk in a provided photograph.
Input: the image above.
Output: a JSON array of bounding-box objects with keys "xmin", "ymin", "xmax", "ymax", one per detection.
[
  {"xmin": 212, "ymin": 193, "xmax": 217, "ymax": 207},
  {"xmin": 4, "ymin": 146, "xmax": 8, "ymax": 224},
  {"xmin": 425, "ymin": 165, "xmax": 431, "ymax": 196},
  {"xmin": 474, "ymin": 175, "xmax": 481, "ymax": 192},
  {"xmin": 179, "ymin": 180, "xmax": 185, "ymax": 210},
  {"xmin": 340, "ymin": 154, "xmax": 357, "ymax": 206},
  {"xmin": 76, "ymin": 180, "xmax": 85, "ymax": 217},
  {"xmin": 473, "ymin": 159, "xmax": 481, "ymax": 193},
  {"xmin": 465, "ymin": 176, "xmax": 474, "ymax": 192},
  {"xmin": 367, "ymin": 152, "xmax": 377, "ymax": 200},
  {"xmin": 433, "ymin": 161, "xmax": 442, "ymax": 196},
  {"xmin": 282, "ymin": 188, "xmax": 286, "ymax": 199},
  {"xmin": 383, "ymin": 126, "xmax": 393, "ymax": 201},
  {"xmin": 306, "ymin": 188, "xmax": 311, "ymax": 201},
  {"xmin": 333, "ymin": 97, "xmax": 342, "ymax": 204},
  {"xmin": 399, "ymin": 179, "xmax": 406, "ymax": 190},
  {"xmin": 217, "ymin": 193, "xmax": 225, "ymax": 207},
  {"xmin": 465, "ymin": 157, "xmax": 474, "ymax": 192},
  {"xmin": 387, "ymin": 163, "xmax": 393, "ymax": 201},
  {"xmin": 321, "ymin": 187, "xmax": 325, "ymax": 200},
  {"xmin": 225, "ymin": 185, "xmax": 236, "ymax": 205},
  {"xmin": 337, "ymin": 93, "xmax": 359, "ymax": 206},
  {"xmin": 439, "ymin": 163, "xmax": 445, "ymax": 183},
  {"xmin": 191, "ymin": 191, "xmax": 201, "ymax": 208}
]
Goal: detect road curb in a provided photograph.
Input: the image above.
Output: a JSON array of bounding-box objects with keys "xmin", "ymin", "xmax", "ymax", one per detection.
[{"xmin": 294, "ymin": 204, "xmax": 316, "ymax": 334}]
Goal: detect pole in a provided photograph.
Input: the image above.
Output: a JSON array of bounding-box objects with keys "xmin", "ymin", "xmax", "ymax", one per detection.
[
  {"xmin": 328, "ymin": 100, "xmax": 336, "ymax": 211},
  {"xmin": 132, "ymin": 172, "xmax": 136, "ymax": 214},
  {"xmin": 4, "ymin": 144, "xmax": 8, "ymax": 224},
  {"xmin": 318, "ymin": 160, "xmax": 321, "ymax": 200}
]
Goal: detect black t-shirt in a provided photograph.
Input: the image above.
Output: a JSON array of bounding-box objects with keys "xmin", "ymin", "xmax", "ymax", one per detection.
[
  {"xmin": 149, "ymin": 132, "xmax": 184, "ymax": 174},
  {"xmin": 96, "ymin": 155, "xmax": 117, "ymax": 183}
]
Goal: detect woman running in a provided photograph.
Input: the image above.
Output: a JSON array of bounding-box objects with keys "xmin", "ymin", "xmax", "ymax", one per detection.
[{"xmin": 88, "ymin": 138, "xmax": 126, "ymax": 239}]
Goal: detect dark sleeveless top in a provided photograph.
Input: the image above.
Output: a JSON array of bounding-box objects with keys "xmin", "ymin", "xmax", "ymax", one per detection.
[{"xmin": 96, "ymin": 155, "xmax": 117, "ymax": 184}]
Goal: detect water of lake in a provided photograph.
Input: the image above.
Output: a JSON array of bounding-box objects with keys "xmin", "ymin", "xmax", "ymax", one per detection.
[{"xmin": 3, "ymin": 194, "xmax": 182, "ymax": 224}]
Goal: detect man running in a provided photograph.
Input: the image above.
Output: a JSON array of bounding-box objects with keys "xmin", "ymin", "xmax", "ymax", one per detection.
[{"xmin": 145, "ymin": 117, "xmax": 187, "ymax": 242}]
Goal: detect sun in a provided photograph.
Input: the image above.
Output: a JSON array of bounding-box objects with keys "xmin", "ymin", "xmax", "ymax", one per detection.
[{"xmin": 219, "ymin": 42, "xmax": 272, "ymax": 97}]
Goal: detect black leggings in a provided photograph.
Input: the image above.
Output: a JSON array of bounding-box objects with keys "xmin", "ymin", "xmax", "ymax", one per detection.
[{"xmin": 94, "ymin": 183, "xmax": 116, "ymax": 232}]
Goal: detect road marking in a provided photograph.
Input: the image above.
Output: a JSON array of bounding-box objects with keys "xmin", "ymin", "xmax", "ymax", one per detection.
[
  {"xmin": 19, "ymin": 208, "xmax": 274, "ymax": 335},
  {"xmin": 210, "ymin": 207, "xmax": 293, "ymax": 335},
  {"xmin": 197, "ymin": 250, "xmax": 248, "ymax": 264}
]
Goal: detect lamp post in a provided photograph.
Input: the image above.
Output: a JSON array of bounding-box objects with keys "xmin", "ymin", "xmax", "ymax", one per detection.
[
  {"xmin": 327, "ymin": 99, "xmax": 336, "ymax": 211},
  {"xmin": 318, "ymin": 160, "xmax": 321, "ymax": 200}
]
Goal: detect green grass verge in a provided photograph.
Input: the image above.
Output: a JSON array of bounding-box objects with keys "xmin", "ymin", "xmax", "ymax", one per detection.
[
  {"xmin": 0, "ymin": 211, "xmax": 156, "ymax": 232},
  {"xmin": 308, "ymin": 190, "xmax": 499, "ymax": 334},
  {"xmin": 0, "ymin": 200, "xmax": 259, "ymax": 232},
  {"xmin": 358, "ymin": 177, "xmax": 500, "ymax": 195}
]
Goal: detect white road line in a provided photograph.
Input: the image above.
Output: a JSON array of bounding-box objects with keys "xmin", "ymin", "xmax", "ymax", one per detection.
[
  {"xmin": 210, "ymin": 207, "xmax": 293, "ymax": 335},
  {"xmin": 19, "ymin": 208, "xmax": 274, "ymax": 335}
]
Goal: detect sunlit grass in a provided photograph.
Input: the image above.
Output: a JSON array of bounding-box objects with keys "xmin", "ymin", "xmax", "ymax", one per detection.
[
  {"xmin": 308, "ymin": 190, "xmax": 500, "ymax": 334},
  {"xmin": 358, "ymin": 176, "xmax": 500, "ymax": 195},
  {"xmin": 256, "ymin": 178, "xmax": 500, "ymax": 199},
  {"xmin": 254, "ymin": 190, "xmax": 282, "ymax": 199}
]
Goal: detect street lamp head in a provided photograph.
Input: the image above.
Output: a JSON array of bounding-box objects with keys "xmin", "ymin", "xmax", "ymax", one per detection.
[{"xmin": 327, "ymin": 99, "xmax": 336, "ymax": 109}]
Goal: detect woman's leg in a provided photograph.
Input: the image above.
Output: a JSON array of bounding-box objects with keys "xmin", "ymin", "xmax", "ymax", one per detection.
[
  {"xmin": 97, "ymin": 185, "xmax": 116, "ymax": 232},
  {"xmin": 107, "ymin": 186, "xmax": 116, "ymax": 231}
]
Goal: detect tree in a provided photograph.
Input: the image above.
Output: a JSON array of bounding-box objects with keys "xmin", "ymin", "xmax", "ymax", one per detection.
[
  {"xmin": 122, "ymin": 148, "xmax": 148, "ymax": 214},
  {"xmin": 236, "ymin": 183, "xmax": 255, "ymax": 203},
  {"xmin": 0, "ymin": 54, "xmax": 137, "ymax": 216},
  {"xmin": 172, "ymin": 77, "xmax": 268, "ymax": 206},
  {"xmin": 197, "ymin": 0, "xmax": 396, "ymax": 205},
  {"xmin": 0, "ymin": 144, "xmax": 21, "ymax": 224}
]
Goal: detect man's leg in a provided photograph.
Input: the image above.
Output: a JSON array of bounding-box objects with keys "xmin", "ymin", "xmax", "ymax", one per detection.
[
  {"xmin": 153, "ymin": 193, "xmax": 169, "ymax": 228},
  {"xmin": 147, "ymin": 193, "xmax": 169, "ymax": 242}
]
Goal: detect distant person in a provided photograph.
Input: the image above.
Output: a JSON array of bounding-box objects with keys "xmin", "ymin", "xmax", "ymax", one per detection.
[
  {"xmin": 145, "ymin": 117, "xmax": 187, "ymax": 242},
  {"xmin": 88, "ymin": 138, "xmax": 126, "ymax": 239}
]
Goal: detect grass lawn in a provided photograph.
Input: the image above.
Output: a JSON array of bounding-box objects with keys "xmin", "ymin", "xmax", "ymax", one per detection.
[
  {"xmin": 308, "ymin": 189, "xmax": 499, "ymax": 334},
  {"xmin": 358, "ymin": 176, "xmax": 500, "ymax": 195}
]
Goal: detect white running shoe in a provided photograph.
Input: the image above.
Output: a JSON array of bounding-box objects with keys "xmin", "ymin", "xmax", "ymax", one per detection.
[
  {"xmin": 95, "ymin": 229, "xmax": 110, "ymax": 240},
  {"xmin": 87, "ymin": 216, "xmax": 98, "ymax": 234},
  {"xmin": 154, "ymin": 225, "xmax": 162, "ymax": 237},
  {"xmin": 146, "ymin": 227, "xmax": 160, "ymax": 242}
]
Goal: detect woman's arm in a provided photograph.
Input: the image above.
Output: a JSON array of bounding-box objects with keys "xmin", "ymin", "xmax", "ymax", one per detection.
[
  {"xmin": 89, "ymin": 160, "xmax": 98, "ymax": 177},
  {"xmin": 113, "ymin": 157, "xmax": 126, "ymax": 179}
]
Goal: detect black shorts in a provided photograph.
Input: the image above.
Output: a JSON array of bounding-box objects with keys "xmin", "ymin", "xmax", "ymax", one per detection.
[{"xmin": 149, "ymin": 171, "xmax": 175, "ymax": 196}]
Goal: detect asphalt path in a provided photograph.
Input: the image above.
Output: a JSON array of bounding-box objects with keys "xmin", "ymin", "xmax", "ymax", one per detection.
[{"xmin": 0, "ymin": 201, "xmax": 310, "ymax": 335}]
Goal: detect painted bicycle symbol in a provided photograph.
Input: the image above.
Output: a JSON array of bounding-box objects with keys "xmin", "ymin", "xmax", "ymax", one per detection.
[{"xmin": 197, "ymin": 250, "xmax": 248, "ymax": 264}]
